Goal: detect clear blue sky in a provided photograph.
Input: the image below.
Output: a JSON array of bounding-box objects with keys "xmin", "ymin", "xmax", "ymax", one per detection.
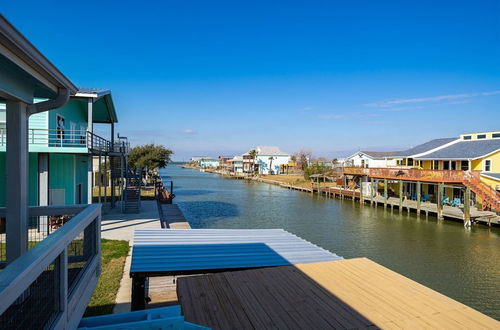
[{"xmin": 4, "ymin": 1, "xmax": 500, "ymax": 160}]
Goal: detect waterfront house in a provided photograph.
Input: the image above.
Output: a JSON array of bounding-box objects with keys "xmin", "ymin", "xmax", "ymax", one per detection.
[
  {"xmin": 0, "ymin": 88, "xmax": 129, "ymax": 209},
  {"xmin": 243, "ymin": 146, "xmax": 291, "ymax": 175},
  {"xmin": 344, "ymin": 151, "xmax": 401, "ymax": 168},
  {"xmin": 199, "ymin": 158, "xmax": 219, "ymax": 168},
  {"xmin": 0, "ymin": 15, "xmax": 101, "ymax": 328},
  {"xmin": 229, "ymin": 155, "xmax": 244, "ymax": 173}
]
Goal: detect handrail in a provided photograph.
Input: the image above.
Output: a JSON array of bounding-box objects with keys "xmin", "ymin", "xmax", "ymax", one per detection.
[
  {"xmin": 0, "ymin": 204, "xmax": 101, "ymax": 328},
  {"xmin": 0, "ymin": 204, "xmax": 88, "ymax": 218}
]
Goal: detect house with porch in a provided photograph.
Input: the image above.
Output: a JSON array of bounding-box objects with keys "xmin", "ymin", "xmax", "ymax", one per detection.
[
  {"xmin": 344, "ymin": 151, "xmax": 401, "ymax": 168},
  {"xmin": 0, "ymin": 88, "xmax": 129, "ymax": 210},
  {"xmin": 243, "ymin": 146, "xmax": 291, "ymax": 175},
  {"xmin": 229, "ymin": 155, "xmax": 244, "ymax": 173},
  {"xmin": 0, "ymin": 15, "xmax": 102, "ymax": 329}
]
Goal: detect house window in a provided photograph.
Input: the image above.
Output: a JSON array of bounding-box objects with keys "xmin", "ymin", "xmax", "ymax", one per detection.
[
  {"xmin": 461, "ymin": 160, "xmax": 469, "ymax": 171},
  {"xmin": 451, "ymin": 161, "xmax": 457, "ymax": 170},
  {"xmin": 443, "ymin": 161, "xmax": 450, "ymax": 170},
  {"xmin": 407, "ymin": 158, "xmax": 414, "ymax": 166},
  {"xmin": 477, "ymin": 134, "xmax": 486, "ymax": 139},
  {"xmin": 433, "ymin": 160, "xmax": 439, "ymax": 170},
  {"xmin": 493, "ymin": 133, "xmax": 500, "ymax": 138},
  {"xmin": 484, "ymin": 159, "xmax": 491, "ymax": 172},
  {"xmin": 463, "ymin": 135, "xmax": 471, "ymax": 140}
]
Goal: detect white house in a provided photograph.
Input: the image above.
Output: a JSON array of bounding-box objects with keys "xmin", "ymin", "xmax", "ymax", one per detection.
[
  {"xmin": 344, "ymin": 151, "xmax": 400, "ymax": 168},
  {"xmin": 230, "ymin": 156, "xmax": 244, "ymax": 173},
  {"xmin": 244, "ymin": 146, "xmax": 291, "ymax": 174}
]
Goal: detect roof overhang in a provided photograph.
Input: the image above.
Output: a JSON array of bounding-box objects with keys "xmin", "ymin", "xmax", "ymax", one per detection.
[
  {"xmin": 73, "ymin": 89, "xmax": 118, "ymax": 123},
  {"xmin": 0, "ymin": 15, "xmax": 77, "ymax": 103}
]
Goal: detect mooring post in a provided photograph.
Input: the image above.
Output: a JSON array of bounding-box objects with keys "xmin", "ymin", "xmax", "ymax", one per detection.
[
  {"xmin": 359, "ymin": 177, "xmax": 364, "ymax": 204},
  {"xmin": 370, "ymin": 178, "xmax": 374, "ymax": 206},
  {"xmin": 416, "ymin": 181, "xmax": 421, "ymax": 215},
  {"xmin": 383, "ymin": 179, "xmax": 388, "ymax": 209}
]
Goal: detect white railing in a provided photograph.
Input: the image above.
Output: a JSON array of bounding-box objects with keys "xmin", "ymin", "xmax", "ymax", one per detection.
[{"xmin": 0, "ymin": 204, "xmax": 101, "ymax": 329}]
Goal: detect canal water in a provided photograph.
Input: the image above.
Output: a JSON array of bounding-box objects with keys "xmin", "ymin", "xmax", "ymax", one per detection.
[{"xmin": 160, "ymin": 165, "xmax": 500, "ymax": 319}]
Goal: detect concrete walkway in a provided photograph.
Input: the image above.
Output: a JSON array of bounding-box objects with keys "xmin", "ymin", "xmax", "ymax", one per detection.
[
  {"xmin": 101, "ymin": 201, "xmax": 161, "ymax": 242},
  {"xmin": 100, "ymin": 200, "xmax": 162, "ymax": 314}
]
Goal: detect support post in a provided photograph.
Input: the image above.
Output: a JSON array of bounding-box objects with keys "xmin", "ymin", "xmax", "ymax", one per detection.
[
  {"xmin": 359, "ymin": 177, "xmax": 364, "ymax": 204},
  {"xmin": 38, "ymin": 153, "xmax": 49, "ymax": 236},
  {"xmin": 6, "ymin": 101, "xmax": 29, "ymax": 263},
  {"xmin": 384, "ymin": 179, "xmax": 388, "ymax": 209},
  {"xmin": 104, "ymin": 156, "xmax": 108, "ymax": 205},
  {"xmin": 131, "ymin": 275, "xmax": 147, "ymax": 311},
  {"xmin": 370, "ymin": 178, "xmax": 374, "ymax": 206},
  {"xmin": 87, "ymin": 98, "xmax": 93, "ymax": 134},
  {"xmin": 416, "ymin": 181, "xmax": 421, "ymax": 215},
  {"xmin": 464, "ymin": 187, "xmax": 471, "ymax": 222},
  {"xmin": 98, "ymin": 155, "xmax": 102, "ymax": 204},
  {"xmin": 437, "ymin": 183, "xmax": 443, "ymax": 220},
  {"xmin": 88, "ymin": 155, "xmax": 93, "ymax": 204},
  {"xmin": 399, "ymin": 180, "xmax": 403, "ymax": 211}
]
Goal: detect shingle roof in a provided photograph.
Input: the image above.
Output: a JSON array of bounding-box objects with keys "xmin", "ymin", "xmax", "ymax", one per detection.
[
  {"xmin": 360, "ymin": 151, "xmax": 402, "ymax": 159},
  {"xmin": 395, "ymin": 138, "xmax": 457, "ymax": 157},
  {"xmin": 416, "ymin": 139, "xmax": 500, "ymax": 160}
]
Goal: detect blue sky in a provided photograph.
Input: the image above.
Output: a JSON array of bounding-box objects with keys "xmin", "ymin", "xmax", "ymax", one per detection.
[{"xmin": 3, "ymin": 1, "xmax": 500, "ymax": 160}]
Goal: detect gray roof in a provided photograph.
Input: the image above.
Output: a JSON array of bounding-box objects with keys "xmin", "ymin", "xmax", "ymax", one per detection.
[
  {"xmin": 481, "ymin": 172, "xmax": 500, "ymax": 180},
  {"xmin": 360, "ymin": 151, "xmax": 402, "ymax": 159},
  {"xmin": 416, "ymin": 139, "xmax": 500, "ymax": 160},
  {"xmin": 244, "ymin": 146, "xmax": 290, "ymax": 156},
  {"xmin": 130, "ymin": 229, "xmax": 342, "ymax": 275},
  {"xmin": 395, "ymin": 138, "xmax": 457, "ymax": 157}
]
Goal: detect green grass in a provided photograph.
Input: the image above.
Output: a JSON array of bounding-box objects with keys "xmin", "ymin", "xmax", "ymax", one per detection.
[{"xmin": 84, "ymin": 239, "xmax": 130, "ymax": 316}]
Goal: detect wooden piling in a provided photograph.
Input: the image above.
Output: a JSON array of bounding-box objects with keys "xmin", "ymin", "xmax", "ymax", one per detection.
[
  {"xmin": 464, "ymin": 187, "xmax": 471, "ymax": 222},
  {"xmin": 416, "ymin": 181, "xmax": 421, "ymax": 215},
  {"xmin": 383, "ymin": 179, "xmax": 388, "ymax": 209},
  {"xmin": 399, "ymin": 180, "xmax": 403, "ymax": 211}
]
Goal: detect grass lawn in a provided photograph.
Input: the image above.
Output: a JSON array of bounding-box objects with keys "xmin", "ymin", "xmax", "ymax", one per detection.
[
  {"xmin": 92, "ymin": 186, "xmax": 155, "ymax": 201},
  {"xmin": 84, "ymin": 239, "xmax": 129, "ymax": 317},
  {"xmin": 262, "ymin": 174, "xmax": 338, "ymax": 189}
]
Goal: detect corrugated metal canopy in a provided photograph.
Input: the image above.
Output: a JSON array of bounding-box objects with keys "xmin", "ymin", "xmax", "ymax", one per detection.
[{"xmin": 131, "ymin": 229, "xmax": 342, "ymax": 275}]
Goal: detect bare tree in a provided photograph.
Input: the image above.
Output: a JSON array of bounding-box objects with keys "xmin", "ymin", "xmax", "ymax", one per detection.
[{"xmin": 294, "ymin": 149, "xmax": 312, "ymax": 171}]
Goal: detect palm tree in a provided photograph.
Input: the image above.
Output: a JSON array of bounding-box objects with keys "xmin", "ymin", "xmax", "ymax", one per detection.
[
  {"xmin": 248, "ymin": 149, "xmax": 257, "ymax": 174},
  {"xmin": 268, "ymin": 156, "xmax": 274, "ymax": 175}
]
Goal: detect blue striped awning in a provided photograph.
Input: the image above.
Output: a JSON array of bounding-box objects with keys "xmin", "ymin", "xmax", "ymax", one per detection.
[{"xmin": 130, "ymin": 229, "xmax": 342, "ymax": 275}]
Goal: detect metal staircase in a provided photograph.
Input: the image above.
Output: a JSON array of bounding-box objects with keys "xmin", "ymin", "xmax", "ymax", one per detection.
[{"xmin": 122, "ymin": 171, "xmax": 141, "ymax": 214}]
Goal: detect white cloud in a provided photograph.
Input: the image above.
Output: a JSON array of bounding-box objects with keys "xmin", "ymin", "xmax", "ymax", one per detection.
[
  {"xmin": 182, "ymin": 129, "xmax": 197, "ymax": 134},
  {"xmin": 366, "ymin": 90, "xmax": 500, "ymax": 108}
]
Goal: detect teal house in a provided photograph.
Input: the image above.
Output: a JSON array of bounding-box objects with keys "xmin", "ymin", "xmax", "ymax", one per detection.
[{"xmin": 0, "ymin": 88, "xmax": 127, "ymax": 208}]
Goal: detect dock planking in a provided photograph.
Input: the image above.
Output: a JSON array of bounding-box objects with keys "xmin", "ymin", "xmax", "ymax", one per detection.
[
  {"xmin": 158, "ymin": 204, "xmax": 191, "ymax": 229},
  {"xmin": 177, "ymin": 258, "xmax": 499, "ymax": 329}
]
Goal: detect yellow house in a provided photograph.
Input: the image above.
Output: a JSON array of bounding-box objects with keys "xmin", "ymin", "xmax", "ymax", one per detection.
[{"xmin": 415, "ymin": 131, "xmax": 500, "ymax": 190}]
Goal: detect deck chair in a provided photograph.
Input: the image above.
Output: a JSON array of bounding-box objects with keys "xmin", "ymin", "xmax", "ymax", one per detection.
[{"xmin": 451, "ymin": 198, "xmax": 461, "ymax": 207}]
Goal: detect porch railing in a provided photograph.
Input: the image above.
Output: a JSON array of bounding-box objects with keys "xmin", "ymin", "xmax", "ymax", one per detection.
[
  {"xmin": 0, "ymin": 128, "xmax": 128, "ymax": 154},
  {"xmin": 0, "ymin": 204, "xmax": 101, "ymax": 329},
  {"xmin": 366, "ymin": 167, "xmax": 478, "ymax": 183}
]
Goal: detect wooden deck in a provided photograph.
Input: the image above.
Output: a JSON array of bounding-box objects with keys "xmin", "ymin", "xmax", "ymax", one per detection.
[{"xmin": 177, "ymin": 258, "xmax": 499, "ymax": 329}]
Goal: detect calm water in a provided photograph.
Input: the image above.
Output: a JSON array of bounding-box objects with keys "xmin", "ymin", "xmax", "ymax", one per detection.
[{"xmin": 160, "ymin": 166, "xmax": 500, "ymax": 319}]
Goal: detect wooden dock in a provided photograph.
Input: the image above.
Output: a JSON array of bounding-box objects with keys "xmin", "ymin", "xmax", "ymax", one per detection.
[
  {"xmin": 177, "ymin": 258, "xmax": 499, "ymax": 329},
  {"xmin": 158, "ymin": 204, "xmax": 191, "ymax": 229}
]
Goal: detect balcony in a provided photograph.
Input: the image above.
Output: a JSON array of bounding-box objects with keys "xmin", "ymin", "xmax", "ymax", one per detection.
[
  {"xmin": 367, "ymin": 167, "xmax": 480, "ymax": 183},
  {"xmin": 0, "ymin": 204, "xmax": 101, "ymax": 329},
  {"xmin": 0, "ymin": 128, "xmax": 129, "ymax": 155}
]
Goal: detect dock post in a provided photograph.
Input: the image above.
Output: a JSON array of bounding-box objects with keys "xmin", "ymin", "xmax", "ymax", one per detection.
[
  {"xmin": 464, "ymin": 186, "xmax": 471, "ymax": 223},
  {"xmin": 416, "ymin": 181, "xmax": 421, "ymax": 215},
  {"xmin": 370, "ymin": 178, "xmax": 374, "ymax": 206},
  {"xmin": 437, "ymin": 183, "xmax": 443, "ymax": 220},
  {"xmin": 359, "ymin": 177, "xmax": 364, "ymax": 204},
  {"xmin": 383, "ymin": 179, "xmax": 388, "ymax": 209},
  {"xmin": 399, "ymin": 180, "xmax": 403, "ymax": 211}
]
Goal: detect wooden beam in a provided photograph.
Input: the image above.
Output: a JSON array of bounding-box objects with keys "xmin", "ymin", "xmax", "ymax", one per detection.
[{"xmin": 416, "ymin": 181, "xmax": 421, "ymax": 214}]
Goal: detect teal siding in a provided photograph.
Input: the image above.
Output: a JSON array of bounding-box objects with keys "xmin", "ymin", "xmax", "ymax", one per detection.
[
  {"xmin": 48, "ymin": 100, "xmax": 87, "ymax": 131},
  {"xmin": 29, "ymin": 153, "xmax": 38, "ymax": 206},
  {"xmin": 0, "ymin": 152, "xmax": 39, "ymax": 207},
  {"xmin": 49, "ymin": 154, "xmax": 75, "ymax": 205},
  {"xmin": 29, "ymin": 112, "xmax": 47, "ymax": 130}
]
